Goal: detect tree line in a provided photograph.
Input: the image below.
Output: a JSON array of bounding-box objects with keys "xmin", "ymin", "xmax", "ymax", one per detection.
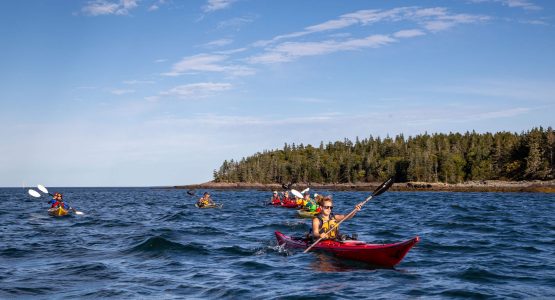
[{"xmin": 213, "ymin": 127, "xmax": 555, "ymax": 184}]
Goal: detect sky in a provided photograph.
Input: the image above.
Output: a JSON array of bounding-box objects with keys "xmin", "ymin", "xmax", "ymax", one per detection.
[{"xmin": 1, "ymin": 0, "xmax": 554, "ymax": 187}]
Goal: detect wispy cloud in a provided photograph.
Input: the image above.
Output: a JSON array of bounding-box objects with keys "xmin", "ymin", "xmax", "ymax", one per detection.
[
  {"xmin": 149, "ymin": 112, "xmax": 341, "ymax": 127},
  {"xmin": 249, "ymin": 34, "xmax": 396, "ymax": 64},
  {"xmin": 82, "ymin": 0, "xmax": 139, "ymax": 16},
  {"xmin": 394, "ymin": 29, "xmax": 426, "ymax": 38},
  {"xmin": 111, "ymin": 89, "xmax": 135, "ymax": 95},
  {"xmin": 163, "ymin": 54, "xmax": 254, "ymax": 76},
  {"xmin": 217, "ymin": 15, "xmax": 256, "ymax": 30},
  {"xmin": 203, "ymin": 0, "xmax": 236, "ymax": 13},
  {"xmin": 469, "ymin": 0, "xmax": 541, "ymax": 11},
  {"xmin": 148, "ymin": 0, "xmax": 166, "ymax": 11},
  {"xmin": 123, "ymin": 80, "xmax": 155, "ymax": 85},
  {"xmin": 159, "ymin": 82, "xmax": 233, "ymax": 99},
  {"xmin": 253, "ymin": 7, "xmax": 489, "ymax": 47},
  {"xmin": 201, "ymin": 38, "xmax": 234, "ymax": 48}
]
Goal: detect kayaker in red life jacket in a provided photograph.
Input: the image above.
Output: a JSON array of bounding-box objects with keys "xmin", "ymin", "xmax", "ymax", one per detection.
[
  {"xmin": 271, "ymin": 191, "xmax": 282, "ymax": 205},
  {"xmin": 282, "ymin": 191, "xmax": 296, "ymax": 206},
  {"xmin": 311, "ymin": 197, "xmax": 362, "ymax": 241},
  {"xmin": 47, "ymin": 192, "xmax": 72, "ymax": 210}
]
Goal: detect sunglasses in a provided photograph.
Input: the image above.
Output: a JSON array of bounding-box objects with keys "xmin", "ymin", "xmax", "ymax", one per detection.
[{"xmin": 323, "ymin": 206, "xmax": 333, "ymax": 209}]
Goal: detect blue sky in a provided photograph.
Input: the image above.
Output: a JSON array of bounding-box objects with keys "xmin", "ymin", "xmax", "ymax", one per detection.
[{"xmin": 1, "ymin": 0, "xmax": 554, "ymax": 187}]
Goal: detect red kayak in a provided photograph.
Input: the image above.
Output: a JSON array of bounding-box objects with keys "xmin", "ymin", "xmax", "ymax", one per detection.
[
  {"xmin": 281, "ymin": 201, "xmax": 299, "ymax": 208},
  {"xmin": 275, "ymin": 231, "xmax": 419, "ymax": 267}
]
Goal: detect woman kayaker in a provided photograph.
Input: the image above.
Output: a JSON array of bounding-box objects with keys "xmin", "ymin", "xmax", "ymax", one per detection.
[
  {"xmin": 48, "ymin": 192, "xmax": 74, "ymax": 211},
  {"xmin": 311, "ymin": 197, "xmax": 362, "ymax": 241},
  {"xmin": 197, "ymin": 192, "xmax": 214, "ymax": 208},
  {"xmin": 270, "ymin": 191, "xmax": 282, "ymax": 205}
]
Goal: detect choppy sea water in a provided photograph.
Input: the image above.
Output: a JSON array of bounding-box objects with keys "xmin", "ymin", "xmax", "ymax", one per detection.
[{"xmin": 1, "ymin": 187, "xmax": 554, "ymax": 299}]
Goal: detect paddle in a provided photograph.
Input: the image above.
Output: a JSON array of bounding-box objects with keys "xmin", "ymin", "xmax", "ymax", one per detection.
[
  {"xmin": 291, "ymin": 189, "xmax": 303, "ymax": 199},
  {"xmin": 303, "ymin": 177, "xmax": 394, "ymax": 253},
  {"xmin": 28, "ymin": 185, "xmax": 84, "ymax": 215}
]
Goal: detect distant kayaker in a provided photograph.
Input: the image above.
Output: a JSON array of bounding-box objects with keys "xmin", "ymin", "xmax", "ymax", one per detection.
[
  {"xmin": 282, "ymin": 191, "xmax": 296, "ymax": 206},
  {"xmin": 197, "ymin": 192, "xmax": 214, "ymax": 208},
  {"xmin": 302, "ymin": 192, "xmax": 318, "ymax": 212},
  {"xmin": 48, "ymin": 192, "xmax": 73, "ymax": 210},
  {"xmin": 311, "ymin": 197, "xmax": 362, "ymax": 241},
  {"xmin": 270, "ymin": 191, "xmax": 282, "ymax": 205}
]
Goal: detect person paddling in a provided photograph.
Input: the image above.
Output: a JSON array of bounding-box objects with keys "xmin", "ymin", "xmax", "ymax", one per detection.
[
  {"xmin": 197, "ymin": 192, "xmax": 214, "ymax": 208},
  {"xmin": 48, "ymin": 192, "xmax": 75, "ymax": 212},
  {"xmin": 282, "ymin": 191, "xmax": 296, "ymax": 206},
  {"xmin": 270, "ymin": 191, "xmax": 282, "ymax": 205},
  {"xmin": 302, "ymin": 192, "xmax": 318, "ymax": 212},
  {"xmin": 311, "ymin": 197, "xmax": 362, "ymax": 241}
]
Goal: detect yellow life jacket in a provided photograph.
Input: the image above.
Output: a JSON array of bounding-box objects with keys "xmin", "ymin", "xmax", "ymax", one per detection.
[
  {"xmin": 198, "ymin": 197, "xmax": 210, "ymax": 206},
  {"xmin": 317, "ymin": 214, "xmax": 338, "ymax": 239}
]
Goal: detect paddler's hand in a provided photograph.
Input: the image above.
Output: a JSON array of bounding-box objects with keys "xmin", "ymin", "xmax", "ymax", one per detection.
[
  {"xmin": 320, "ymin": 232, "xmax": 329, "ymax": 239},
  {"xmin": 354, "ymin": 203, "xmax": 362, "ymax": 211}
]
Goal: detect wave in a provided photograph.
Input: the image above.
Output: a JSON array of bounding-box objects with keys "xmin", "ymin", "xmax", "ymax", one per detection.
[{"xmin": 123, "ymin": 236, "xmax": 209, "ymax": 256}]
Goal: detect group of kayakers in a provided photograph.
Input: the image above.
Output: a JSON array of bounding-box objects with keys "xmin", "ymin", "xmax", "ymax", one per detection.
[{"xmin": 270, "ymin": 190, "xmax": 320, "ymax": 212}]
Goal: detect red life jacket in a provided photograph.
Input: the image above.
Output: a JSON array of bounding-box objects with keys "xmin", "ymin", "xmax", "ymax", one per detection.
[
  {"xmin": 271, "ymin": 196, "xmax": 281, "ymax": 205},
  {"xmin": 51, "ymin": 201, "xmax": 66, "ymax": 209}
]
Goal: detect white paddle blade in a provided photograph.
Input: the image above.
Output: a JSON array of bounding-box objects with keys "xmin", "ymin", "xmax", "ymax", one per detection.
[
  {"xmin": 291, "ymin": 189, "xmax": 303, "ymax": 199},
  {"xmin": 75, "ymin": 211, "xmax": 84, "ymax": 215},
  {"xmin": 301, "ymin": 188, "xmax": 310, "ymax": 194},
  {"xmin": 37, "ymin": 184, "xmax": 49, "ymax": 194},
  {"xmin": 28, "ymin": 189, "xmax": 41, "ymax": 198}
]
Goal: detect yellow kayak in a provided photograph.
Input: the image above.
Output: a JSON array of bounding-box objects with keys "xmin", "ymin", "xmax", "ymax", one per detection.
[
  {"xmin": 48, "ymin": 206, "xmax": 69, "ymax": 217},
  {"xmin": 297, "ymin": 209, "xmax": 318, "ymax": 218}
]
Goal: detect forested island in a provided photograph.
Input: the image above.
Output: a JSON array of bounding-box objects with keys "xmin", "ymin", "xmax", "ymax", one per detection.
[{"xmin": 180, "ymin": 127, "xmax": 555, "ymax": 192}]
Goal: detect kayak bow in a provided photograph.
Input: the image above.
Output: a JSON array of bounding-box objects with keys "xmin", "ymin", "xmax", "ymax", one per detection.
[{"xmin": 48, "ymin": 206, "xmax": 69, "ymax": 217}]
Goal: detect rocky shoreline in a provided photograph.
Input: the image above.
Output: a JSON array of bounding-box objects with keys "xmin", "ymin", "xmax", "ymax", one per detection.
[{"xmin": 174, "ymin": 180, "xmax": 555, "ymax": 193}]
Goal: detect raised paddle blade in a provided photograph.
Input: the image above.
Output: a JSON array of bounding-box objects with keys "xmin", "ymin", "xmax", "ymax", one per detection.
[
  {"xmin": 301, "ymin": 188, "xmax": 310, "ymax": 194},
  {"xmin": 37, "ymin": 184, "xmax": 49, "ymax": 194},
  {"xmin": 371, "ymin": 177, "xmax": 394, "ymax": 197},
  {"xmin": 291, "ymin": 189, "xmax": 303, "ymax": 199},
  {"xmin": 28, "ymin": 189, "xmax": 41, "ymax": 198}
]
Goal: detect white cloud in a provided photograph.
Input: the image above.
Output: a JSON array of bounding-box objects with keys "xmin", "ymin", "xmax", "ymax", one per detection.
[
  {"xmin": 249, "ymin": 34, "xmax": 396, "ymax": 64},
  {"xmin": 164, "ymin": 54, "xmax": 254, "ymax": 76},
  {"xmin": 203, "ymin": 0, "xmax": 236, "ymax": 13},
  {"xmin": 393, "ymin": 29, "xmax": 426, "ymax": 38},
  {"xmin": 111, "ymin": 89, "xmax": 135, "ymax": 95},
  {"xmin": 254, "ymin": 7, "xmax": 489, "ymax": 47},
  {"xmin": 217, "ymin": 15, "xmax": 256, "ymax": 30},
  {"xmin": 201, "ymin": 38, "xmax": 234, "ymax": 48},
  {"xmin": 148, "ymin": 0, "xmax": 166, "ymax": 12},
  {"xmin": 469, "ymin": 0, "xmax": 541, "ymax": 10},
  {"xmin": 123, "ymin": 80, "xmax": 155, "ymax": 85},
  {"xmin": 82, "ymin": 0, "xmax": 139, "ymax": 16},
  {"xmin": 159, "ymin": 82, "xmax": 233, "ymax": 99}
]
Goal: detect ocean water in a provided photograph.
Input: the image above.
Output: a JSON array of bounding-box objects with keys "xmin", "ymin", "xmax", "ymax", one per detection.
[{"xmin": 1, "ymin": 188, "xmax": 554, "ymax": 299}]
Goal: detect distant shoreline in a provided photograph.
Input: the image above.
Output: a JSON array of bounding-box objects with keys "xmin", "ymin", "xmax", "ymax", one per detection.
[{"xmin": 174, "ymin": 180, "xmax": 555, "ymax": 193}]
